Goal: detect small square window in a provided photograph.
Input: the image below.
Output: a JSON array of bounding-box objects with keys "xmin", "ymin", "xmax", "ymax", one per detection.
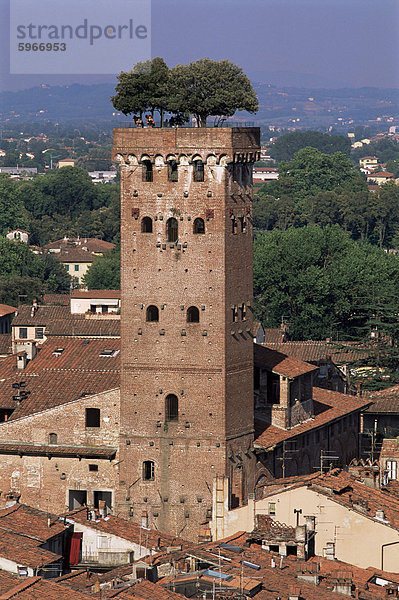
[
  {"xmin": 86, "ymin": 408, "xmax": 100, "ymax": 428},
  {"xmin": 19, "ymin": 328, "xmax": 27, "ymax": 339},
  {"xmin": 65, "ymin": 264, "xmax": 69, "ymax": 272},
  {"xmin": 74, "ymin": 265, "xmax": 79, "ymax": 272},
  {"xmin": 35, "ymin": 327, "xmax": 44, "ymax": 339},
  {"xmin": 89, "ymin": 464, "xmax": 99, "ymax": 472},
  {"xmin": 268, "ymin": 502, "xmax": 276, "ymax": 516}
]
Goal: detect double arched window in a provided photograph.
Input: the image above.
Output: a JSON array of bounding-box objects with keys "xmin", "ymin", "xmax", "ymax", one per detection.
[
  {"xmin": 165, "ymin": 394, "xmax": 178, "ymax": 422},
  {"xmin": 146, "ymin": 305, "xmax": 159, "ymax": 322}
]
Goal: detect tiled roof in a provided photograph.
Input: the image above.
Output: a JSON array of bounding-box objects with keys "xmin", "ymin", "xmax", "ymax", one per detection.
[
  {"xmin": 254, "ymin": 343, "xmax": 318, "ymax": 378},
  {"xmin": 12, "ymin": 304, "xmax": 120, "ymax": 337},
  {"xmin": 0, "ymin": 337, "xmax": 120, "ymax": 419},
  {"xmin": 51, "ymin": 247, "xmax": 97, "ymax": 263},
  {"xmin": 46, "ymin": 238, "xmax": 114, "ymax": 253},
  {"xmin": 13, "ymin": 305, "xmax": 70, "ymax": 326},
  {"xmin": 0, "ymin": 530, "xmax": 61, "ymax": 569},
  {"xmin": 153, "ymin": 528, "xmax": 396, "ymax": 600},
  {"xmin": 262, "ymin": 328, "xmax": 285, "ymax": 344},
  {"xmin": 71, "ymin": 290, "xmax": 120, "ymax": 299},
  {"xmin": 0, "ymin": 334, "xmax": 12, "ymax": 354},
  {"xmin": 46, "ymin": 318, "xmax": 120, "ymax": 337},
  {"xmin": 254, "ymin": 388, "xmax": 370, "ymax": 449},
  {"xmin": 364, "ymin": 384, "xmax": 399, "ymax": 414},
  {"xmin": 0, "ymin": 503, "xmax": 66, "ymax": 541},
  {"xmin": 260, "ymin": 339, "xmax": 367, "ymax": 364},
  {"xmin": 0, "ymin": 575, "xmax": 93, "ymax": 599},
  {"xmin": 367, "ymin": 171, "xmax": 394, "ymax": 178},
  {"xmin": 69, "ymin": 508, "xmax": 186, "ymax": 551},
  {"xmin": 0, "ymin": 305, "xmax": 16, "ymax": 317},
  {"xmin": 43, "ymin": 294, "xmax": 70, "ymax": 306},
  {"xmin": 106, "ymin": 579, "xmax": 187, "ymax": 599}
]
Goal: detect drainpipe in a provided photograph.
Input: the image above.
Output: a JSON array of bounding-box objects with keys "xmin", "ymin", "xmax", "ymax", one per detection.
[{"xmin": 381, "ymin": 540, "xmax": 399, "ymax": 570}]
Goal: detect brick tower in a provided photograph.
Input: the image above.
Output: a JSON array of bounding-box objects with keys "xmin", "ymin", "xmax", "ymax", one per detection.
[{"xmin": 112, "ymin": 126, "xmax": 260, "ymax": 540}]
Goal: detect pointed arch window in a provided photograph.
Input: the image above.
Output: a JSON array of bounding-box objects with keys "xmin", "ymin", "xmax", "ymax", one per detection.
[
  {"xmin": 193, "ymin": 218, "xmax": 205, "ymax": 234},
  {"xmin": 165, "ymin": 394, "xmax": 178, "ymax": 422},
  {"xmin": 166, "ymin": 217, "xmax": 178, "ymax": 243}
]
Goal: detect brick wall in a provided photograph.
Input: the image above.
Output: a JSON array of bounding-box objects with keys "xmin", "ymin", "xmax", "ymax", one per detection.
[
  {"xmin": 0, "ymin": 389, "xmax": 120, "ymax": 513},
  {"xmin": 114, "ymin": 127, "xmax": 260, "ymax": 540}
]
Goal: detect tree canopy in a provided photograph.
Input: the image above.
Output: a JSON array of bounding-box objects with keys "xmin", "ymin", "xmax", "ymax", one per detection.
[
  {"xmin": 0, "ymin": 237, "xmax": 70, "ymax": 304},
  {"xmin": 83, "ymin": 246, "xmax": 120, "ymax": 290},
  {"xmin": 111, "ymin": 57, "xmax": 258, "ymax": 127},
  {"xmin": 253, "ymin": 225, "xmax": 399, "ymax": 340},
  {"xmin": 0, "ymin": 175, "xmax": 28, "ymax": 234},
  {"xmin": 169, "ymin": 59, "xmax": 258, "ymax": 127},
  {"xmin": 269, "ymin": 130, "xmax": 351, "ymax": 163}
]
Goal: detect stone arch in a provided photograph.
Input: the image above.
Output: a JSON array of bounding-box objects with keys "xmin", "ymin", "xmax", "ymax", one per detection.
[
  {"xmin": 218, "ymin": 154, "xmax": 229, "ymax": 166},
  {"xmin": 126, "ymin": 154, "xmax": 138, "ymax": 166},
  {"xmin": 206, "ymin": 154, "xmax": 217, "ymax": 166},
  {"xmin": 178, "ymin": 154, "xmax": 189, "ymax": 166},
  {"xmin": 140, "ymin": 153, "xmax": 152, "ymax": 164},
  {"xmin": 154, "ymin": 154, "xmax": 164, "ymax": 167}
]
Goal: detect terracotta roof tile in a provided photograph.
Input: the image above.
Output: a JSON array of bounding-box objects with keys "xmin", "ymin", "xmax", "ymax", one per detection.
[
  {"xmin": 0, "ymin": 305, "xmax": 16, "ymax": 317},
  {"xmin": 260, "ymin": 340, "xmax": 367, "ymax": 364},
  {"xmin": 0, "ymin": 504, "xmax": 66, "ymax": 541},
  {"xmin": 0, "ymin": 576, "xmax": 93, "ymax": 599},
  {"xmin": 69, "ymin": 508, "xmax": 187, "ymax": 552},
  {"xmin": 43, "ymin": 294, "xmax": 70, "ymax": 306},
  {"xmin": 46, "ymin": 238, "xmax": 114, "ymax": 253},
  {"xmin": 364, "ymin": 383, "xmax": 399, "ymax": 414},
  {"xmin": 71, "ymin": 290, "xmax": 120, "ymax": 299},
  {"xmin": 0, "ymin": 531, "xmax": 61, "ymax": 569},
  {"xmin": 0, "ymin": 338, "xmax": 120, "ymax": 419},
  {"xmin": 254, "ymin": 343, "xmax": 318, "ymax": 378},
  {"xmin": 254, "ymin": 388, "xmax": 370, "ymax": 449},
  {"xmin": 0, "ymin": 334, "xmax": 12, "ymax": 354}
]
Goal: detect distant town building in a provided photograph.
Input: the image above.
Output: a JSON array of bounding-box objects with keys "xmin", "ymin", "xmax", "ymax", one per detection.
[{"xmin": 6, "ymin": 229, "xmax": 29, "ymax": 244}]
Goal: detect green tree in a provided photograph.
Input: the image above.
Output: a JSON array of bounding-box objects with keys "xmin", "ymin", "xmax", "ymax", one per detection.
[
  {"xmin": 270, "ymin": 130, "xmax": 351, "ymax": 163},
  {"xmin": 253, "ymin": 225, "xmax": 399, "ymax": 340},
  {"xmin": 278, "ymin": 147, "xmax": 364, "ymax": 203},
  {"xmin": 0, "ymin": 175, "xmax": 28, "ymax": 234},
  {"xmin": 83, "ymin": 247, "xmax": 120, "ymax": 289},
  {"xmin": 169, "ymin": 59, "xmax": 258, "ymax": 127},
  {"xmin": 111, "ymin": 57, "xmax": 170, "ymax": 124},
  {"xmin": 0, "ymin": 276, "xmax": 44, "ymax": 305},
  {"xmin": 370, "ymin": 182, "xmax": 399, "ymax": 248}
]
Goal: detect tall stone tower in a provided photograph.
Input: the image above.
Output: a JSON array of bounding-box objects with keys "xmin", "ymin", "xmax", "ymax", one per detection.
[{"xmin": 112, "ymin": 126, "xmax": 260, "ymax": 540}]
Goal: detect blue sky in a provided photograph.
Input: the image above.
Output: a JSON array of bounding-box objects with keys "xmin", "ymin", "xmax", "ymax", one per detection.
[{"xmin": 0, "ymin": 0, "xmax": 398, "ymax": 91}]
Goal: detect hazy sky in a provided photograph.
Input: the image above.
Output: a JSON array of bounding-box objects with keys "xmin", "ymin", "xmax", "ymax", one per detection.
[{"xmin": 0, "ymin": 0, "xmax": 398, "ymax": 92}]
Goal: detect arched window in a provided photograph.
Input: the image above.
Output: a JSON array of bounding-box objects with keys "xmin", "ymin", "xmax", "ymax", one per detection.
[
  {"xmin": 142, "ymin": 460, "xmax": 155, "ymax": 481},
  {"xmin": 193, "ymin": 218, "xmax": 205, "ymax": 234},
  {"xmin": 146, "ymin": 305, "xmax": 159, "ymax": 322},
  {"xmin": 141, "ymin": 217, "xmax": 153, "ymax": 233},
  {"xmin": 166, "ymin": 217, "xmax": 178, "ymax": 243},
  {"xmin": 168, "ymin": 160, "xmax": 178, "ymax": 182},
  {"xmin": 165, "ymin": 394, "xmax": 178, "ymax": 422},
  {"xmin": 142, "ymin": 160, "xmax": 153, "ymax": 182},
  {"xmin": 49, "ymin": 433, "xmax": 57, "ymax": 445},
  {"xmin": 193, "ymin": 160, "xmax": 204, "ymax": 182},
  {"xmin": 187, "ymin": 306, "xmax": 200, "ymax": 323}
]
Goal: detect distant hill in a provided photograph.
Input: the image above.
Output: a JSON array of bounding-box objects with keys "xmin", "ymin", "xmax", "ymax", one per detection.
[{"xmin": 0, "ymin": 83, "xmax": 398, "ymax": 128}]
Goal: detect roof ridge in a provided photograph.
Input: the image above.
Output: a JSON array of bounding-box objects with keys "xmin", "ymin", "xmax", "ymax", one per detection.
[{"xmin": 0, "ymin": 577, "xmax": 41, "ymax": 599}]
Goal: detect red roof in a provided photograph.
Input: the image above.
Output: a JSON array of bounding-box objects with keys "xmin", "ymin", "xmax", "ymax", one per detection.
[
  {"xmin": 254, "ymin": 387, "xmax": 370, "ymax": 449},
  {"xmin": 254, "ymin": 343, "xmax": 318, "ymax": 378},
  {"xmin": 367, "ymin": 171, "xmax": 394, "ymax": 178},
  {"xmin": 0, "ymin": 304, "xmax": 16, "ymax": 317},
  {"xmin": 71, "ymin": 290, "xmax": 120, "ymax": 299}
]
